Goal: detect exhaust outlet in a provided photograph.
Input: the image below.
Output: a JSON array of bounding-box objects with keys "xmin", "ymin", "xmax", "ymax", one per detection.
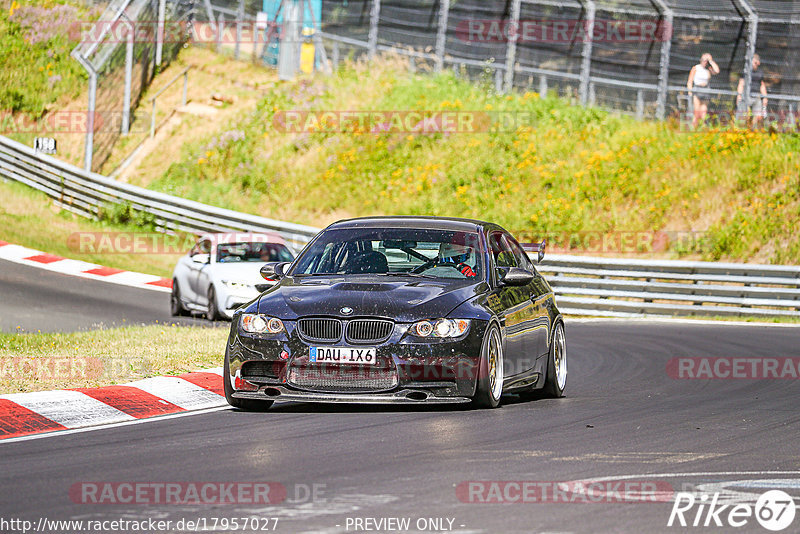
[
  {"xmin": 264, "ymin": 388, "xmax": 281, "ymax": 397},
  {"xmin": 406, "ymin": 391, "xmax": 428, "ymax": 401}
]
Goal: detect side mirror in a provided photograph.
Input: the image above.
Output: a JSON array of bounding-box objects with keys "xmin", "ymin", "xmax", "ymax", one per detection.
[
  {"xmin": 192, "ymin": 253, "xmax": 210, "ymax": 264},
  {"xmin": 531, "ymin": 239, "xmax": 546, "ymax": 264},
  {"xmin": 501, "ymin": 267, "xmax": 535, "ymax": 286},
  {"xmin": 260, "ymin": 261, "xmax": 290, "ymax": 281}
]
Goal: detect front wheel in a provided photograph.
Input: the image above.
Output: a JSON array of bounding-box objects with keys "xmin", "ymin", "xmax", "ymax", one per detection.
[
  {"xmin": 206, "ymin": 286, "xmax": 220, "ymax": 321},
  {"xmin": 472, "ymin": 324, "xmax": 504, "ymax": 408},
  {"xmin": 542, "ymin": 321, "xmax": 567, "ymax": 397},
  {"xmin": 170, "ymin": 280, "xmax": 187, "ymax": 316},
  {"xmin": 223, "ymin": 350, "xmax": 274, "ymax": 411}
]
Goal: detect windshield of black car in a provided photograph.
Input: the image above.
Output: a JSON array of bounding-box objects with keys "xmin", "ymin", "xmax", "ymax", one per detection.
[
  {"xmin": 290, "ymin": 228, "xmax": 484, "ymax": 280},
  {"xmin": 217, "ymin": 242, "xmax": 294, "ymax": 263}
]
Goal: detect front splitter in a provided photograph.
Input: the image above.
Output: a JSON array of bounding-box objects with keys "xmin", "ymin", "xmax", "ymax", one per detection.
[{"xmin": 232, "ymin": 386, "xmax": 471, "ymax": 404}]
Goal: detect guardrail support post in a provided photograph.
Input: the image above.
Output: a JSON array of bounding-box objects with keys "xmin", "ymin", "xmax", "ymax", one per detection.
[
  {"xmin": 588, "ymin": 82, "xmax": 595, "ymax": 106},
  {"xmin": 539, "ymin": 74, "xmax": 547, "ymax": 97},
  {"xmin": 578, "ymin": 0, "xmax": 595, "ymax": 106},
  {"xmin": 651, "ymin": 0, "xmax": 673, "ymax": 120},
  {"xmin": 434, "ymin": 0, "xmax": 450, "ymax": 73},
  {"xmin": 368, "ymin": 0, "xmax": 380, "ymax": 60},
  {"xmin": 503, "ymin": 0, "xmax": 521, "ymax": 93}
]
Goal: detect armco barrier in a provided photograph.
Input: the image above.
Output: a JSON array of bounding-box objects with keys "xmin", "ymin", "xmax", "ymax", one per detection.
[
  {"xmin": 0, "ymin": 135, "xmax": 318, "ymax": 252},
  {"xmin": 2, "ymin": 134, "xmax": 799, "ymax": 318},
  {"xmin": 538, "ymin": 254, "xmax": 800, "ymax": 318}
]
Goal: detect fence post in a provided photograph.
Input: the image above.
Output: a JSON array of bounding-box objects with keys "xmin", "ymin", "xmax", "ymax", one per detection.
[
  {"xmin": 71, "ymin": 50, "xmax": 97, "ymax": 172},
  {"xmin": 155, "ymin": 0, "xmax": 166, "ymax": 67},
  {"xmin": 651, "ymin": 0, "xmax": 673, "ymax": 120},
  {"xmin": 150, "ymin": 99, "xmax": 157, "ymax": 138},
  {"xmin": 539, "ymin": 74, "xmax": 547, "ymax": 97},
  {"xmin": 217, "ymin": 12, "xmax": 225, "ymax": 53},
  {"xmin": 122, "ymin": 19, "xmax": 134, "ymax": 134},
  {"xmin": 735, "ymin": 0, "xmax": 758, "ymax": 111},
  {"xmin": 332, "ymin": 41, "xmax": 340, "ymax": 69},
  {"xmin": 588, "ymin": 82, "xmax": 595, "ymax": 106},
  {"xmin": 368, "ymin": 0, "xmax": 381, "ymax": 59},
  {"xmin": 434, "ymin": 0, "xmax": 450, "ymax": 73},
  {"xmin": 503, "ymin": 0, "xmax": 522, "ymax": 93},
  {"xmin": 578, "ymin": 0, "xmax": 595, "ymax": 106},
  {"xmin": 636, "ymin": 89, "xmax": 644, "ymax": 119},
  {"xmin": 235, "ymin": 0, "xmax": 244, "ymax": 60},
  {"xmin": 182, "ymin": 70, "xmax": 188, "ymax": 107}
]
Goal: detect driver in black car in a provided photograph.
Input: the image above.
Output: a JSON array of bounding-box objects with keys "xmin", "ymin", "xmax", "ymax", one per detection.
[{"xmin": 439, "ymin": 242, "xmax": 477, "ymax": 277}]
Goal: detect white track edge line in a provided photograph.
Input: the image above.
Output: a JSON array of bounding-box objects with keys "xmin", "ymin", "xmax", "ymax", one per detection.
[{"xmin": 0, "ymin": 405, "xmax": 232, "ymax": 445}]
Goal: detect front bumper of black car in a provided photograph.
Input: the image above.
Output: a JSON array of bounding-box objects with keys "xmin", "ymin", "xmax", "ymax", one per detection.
[{"xmin": 226, "ymin": 316, "xmax": 489, "ymax": 403}]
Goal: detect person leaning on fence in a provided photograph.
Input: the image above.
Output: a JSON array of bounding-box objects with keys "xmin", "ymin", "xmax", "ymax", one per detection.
[
  {"xmin": 737, "ymin": 54, "xmax": 768, "ymax": 129},
  {"xmin": 687, "ymin": 53, "xmax": 720, "ymax": 128}
]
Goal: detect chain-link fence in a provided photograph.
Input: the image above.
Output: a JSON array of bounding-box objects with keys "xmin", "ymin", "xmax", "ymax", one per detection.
[
  {"xmin": 309, "ymin": 0, "xmax": 800, "ymax": 128},
  {"xmin": 71, "ymin": 0, "xmax": 192, "ymax": 172}
]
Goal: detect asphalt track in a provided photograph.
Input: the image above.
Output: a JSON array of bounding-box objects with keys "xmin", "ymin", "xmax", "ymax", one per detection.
[
  {"xmin": 0, "ymin": 258, "xmax": 217, "ymax": 332},
  {"xmin": 2, "ymin": 257, "xmax": 800, "ymax": 532}
]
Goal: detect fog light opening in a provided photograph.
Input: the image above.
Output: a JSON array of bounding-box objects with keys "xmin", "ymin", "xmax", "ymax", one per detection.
[
  {"xmin": 406, "ymin": 391, "xmax": 428, "ymax": 401},
  {"xmin": 264, "ymin": 388, "xmax": 281, "ymax": 397}
]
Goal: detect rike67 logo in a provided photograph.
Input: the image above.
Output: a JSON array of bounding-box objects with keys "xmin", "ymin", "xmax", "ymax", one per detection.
[{"xmin": 668, "ymin": 490, "xmax": 796, "ymax": 531}]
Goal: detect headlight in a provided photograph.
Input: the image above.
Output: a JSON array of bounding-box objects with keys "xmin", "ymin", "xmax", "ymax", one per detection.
[
  {"xmin": 222, "ymin": 280, "xmax": 252, "ymax": 290},
  {"xmin": 241, "ymin": 314, "xmax": 285, "ymax": 334},
  {"xmin": 410, "ymin": 319, "xmax": 470, "ymax": 338}
]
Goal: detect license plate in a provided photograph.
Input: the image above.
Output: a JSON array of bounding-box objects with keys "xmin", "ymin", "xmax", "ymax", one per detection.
[{"xmin": 309, "ymin": 347, "xmax": 377, "ymax": 365}]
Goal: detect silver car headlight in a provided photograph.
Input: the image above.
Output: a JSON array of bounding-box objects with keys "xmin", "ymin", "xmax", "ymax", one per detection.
[
  {"xmin": 222, "ymin": 280, "xmax": 252, "ymax": 291},
  {"xmin": 241, "ymin": 314, "xmax": 285, "ymax": 334},
  {"xmin": 410, "ymin": 319, "xmax": 470, "ymax": 338}
]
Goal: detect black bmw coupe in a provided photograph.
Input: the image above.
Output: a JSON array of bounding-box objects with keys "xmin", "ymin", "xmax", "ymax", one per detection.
[{"xmin": 224, "ymin": 216, "xmax": 566, "ymax": 409}]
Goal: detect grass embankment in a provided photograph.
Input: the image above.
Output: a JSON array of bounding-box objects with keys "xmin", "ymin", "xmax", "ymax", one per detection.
[
  {"xmin": 0, "ymin": 178, "xmax": 188, "ymax": 278},
  {"xmin": 133, "ymin": 56, "xmax": 800, "ymax": 264},
  {"xmin": 0, "ymin": 324, "xmax": 227, "ymax": 393}
]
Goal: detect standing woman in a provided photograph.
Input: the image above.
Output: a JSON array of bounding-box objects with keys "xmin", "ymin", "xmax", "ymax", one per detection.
[{"xmin": 687, "ymin": 53, "xmax": 720, "ymax": 128}]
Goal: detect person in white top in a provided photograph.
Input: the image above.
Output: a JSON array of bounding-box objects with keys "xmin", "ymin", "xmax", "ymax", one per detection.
[{"xmin": 687, "ymin": 53, "xmax": 720, "ymax": 128}]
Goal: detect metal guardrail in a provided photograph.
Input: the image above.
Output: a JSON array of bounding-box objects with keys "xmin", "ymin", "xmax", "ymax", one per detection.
[
  {"xmin": 0, "ymin": 135, "xmax": 318, "ymax": 252},
  {"xmin": 538, "ymin": 254, "xmax": 800, "ymax": 318},
  {"xmin": 2, "ymin": 133, "xmax": 799, "ymax": 318}
]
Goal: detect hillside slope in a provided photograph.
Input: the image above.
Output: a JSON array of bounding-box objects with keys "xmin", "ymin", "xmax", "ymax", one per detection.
[{"xmin": 64, "ymin": 53, "xmax": 800, "ymax": 264}]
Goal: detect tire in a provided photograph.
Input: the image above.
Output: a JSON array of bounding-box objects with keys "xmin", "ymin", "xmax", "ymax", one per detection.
[
  {"xmin": 542, "ymin": 321, "xmax": 567, "ymax": 398},
  {"xmin": 472, "ymin": 324, "xmax": 504, "ymax": 409},
  {"xmin": 206, "ymin": 285, "xmax": 220, "ymax": 321},
  {"xmin": 223, "ymin": 350, "xmax": 274, "ymax": 411},
  {"xmin": 170, "ymin": 280, "xmax": 187, "ymax": 316}
]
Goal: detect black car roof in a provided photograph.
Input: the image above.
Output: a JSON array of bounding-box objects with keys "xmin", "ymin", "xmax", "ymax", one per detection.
[{"xmin": 326, "ymin": 216, "xmax": 492, "ymax": 233}]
